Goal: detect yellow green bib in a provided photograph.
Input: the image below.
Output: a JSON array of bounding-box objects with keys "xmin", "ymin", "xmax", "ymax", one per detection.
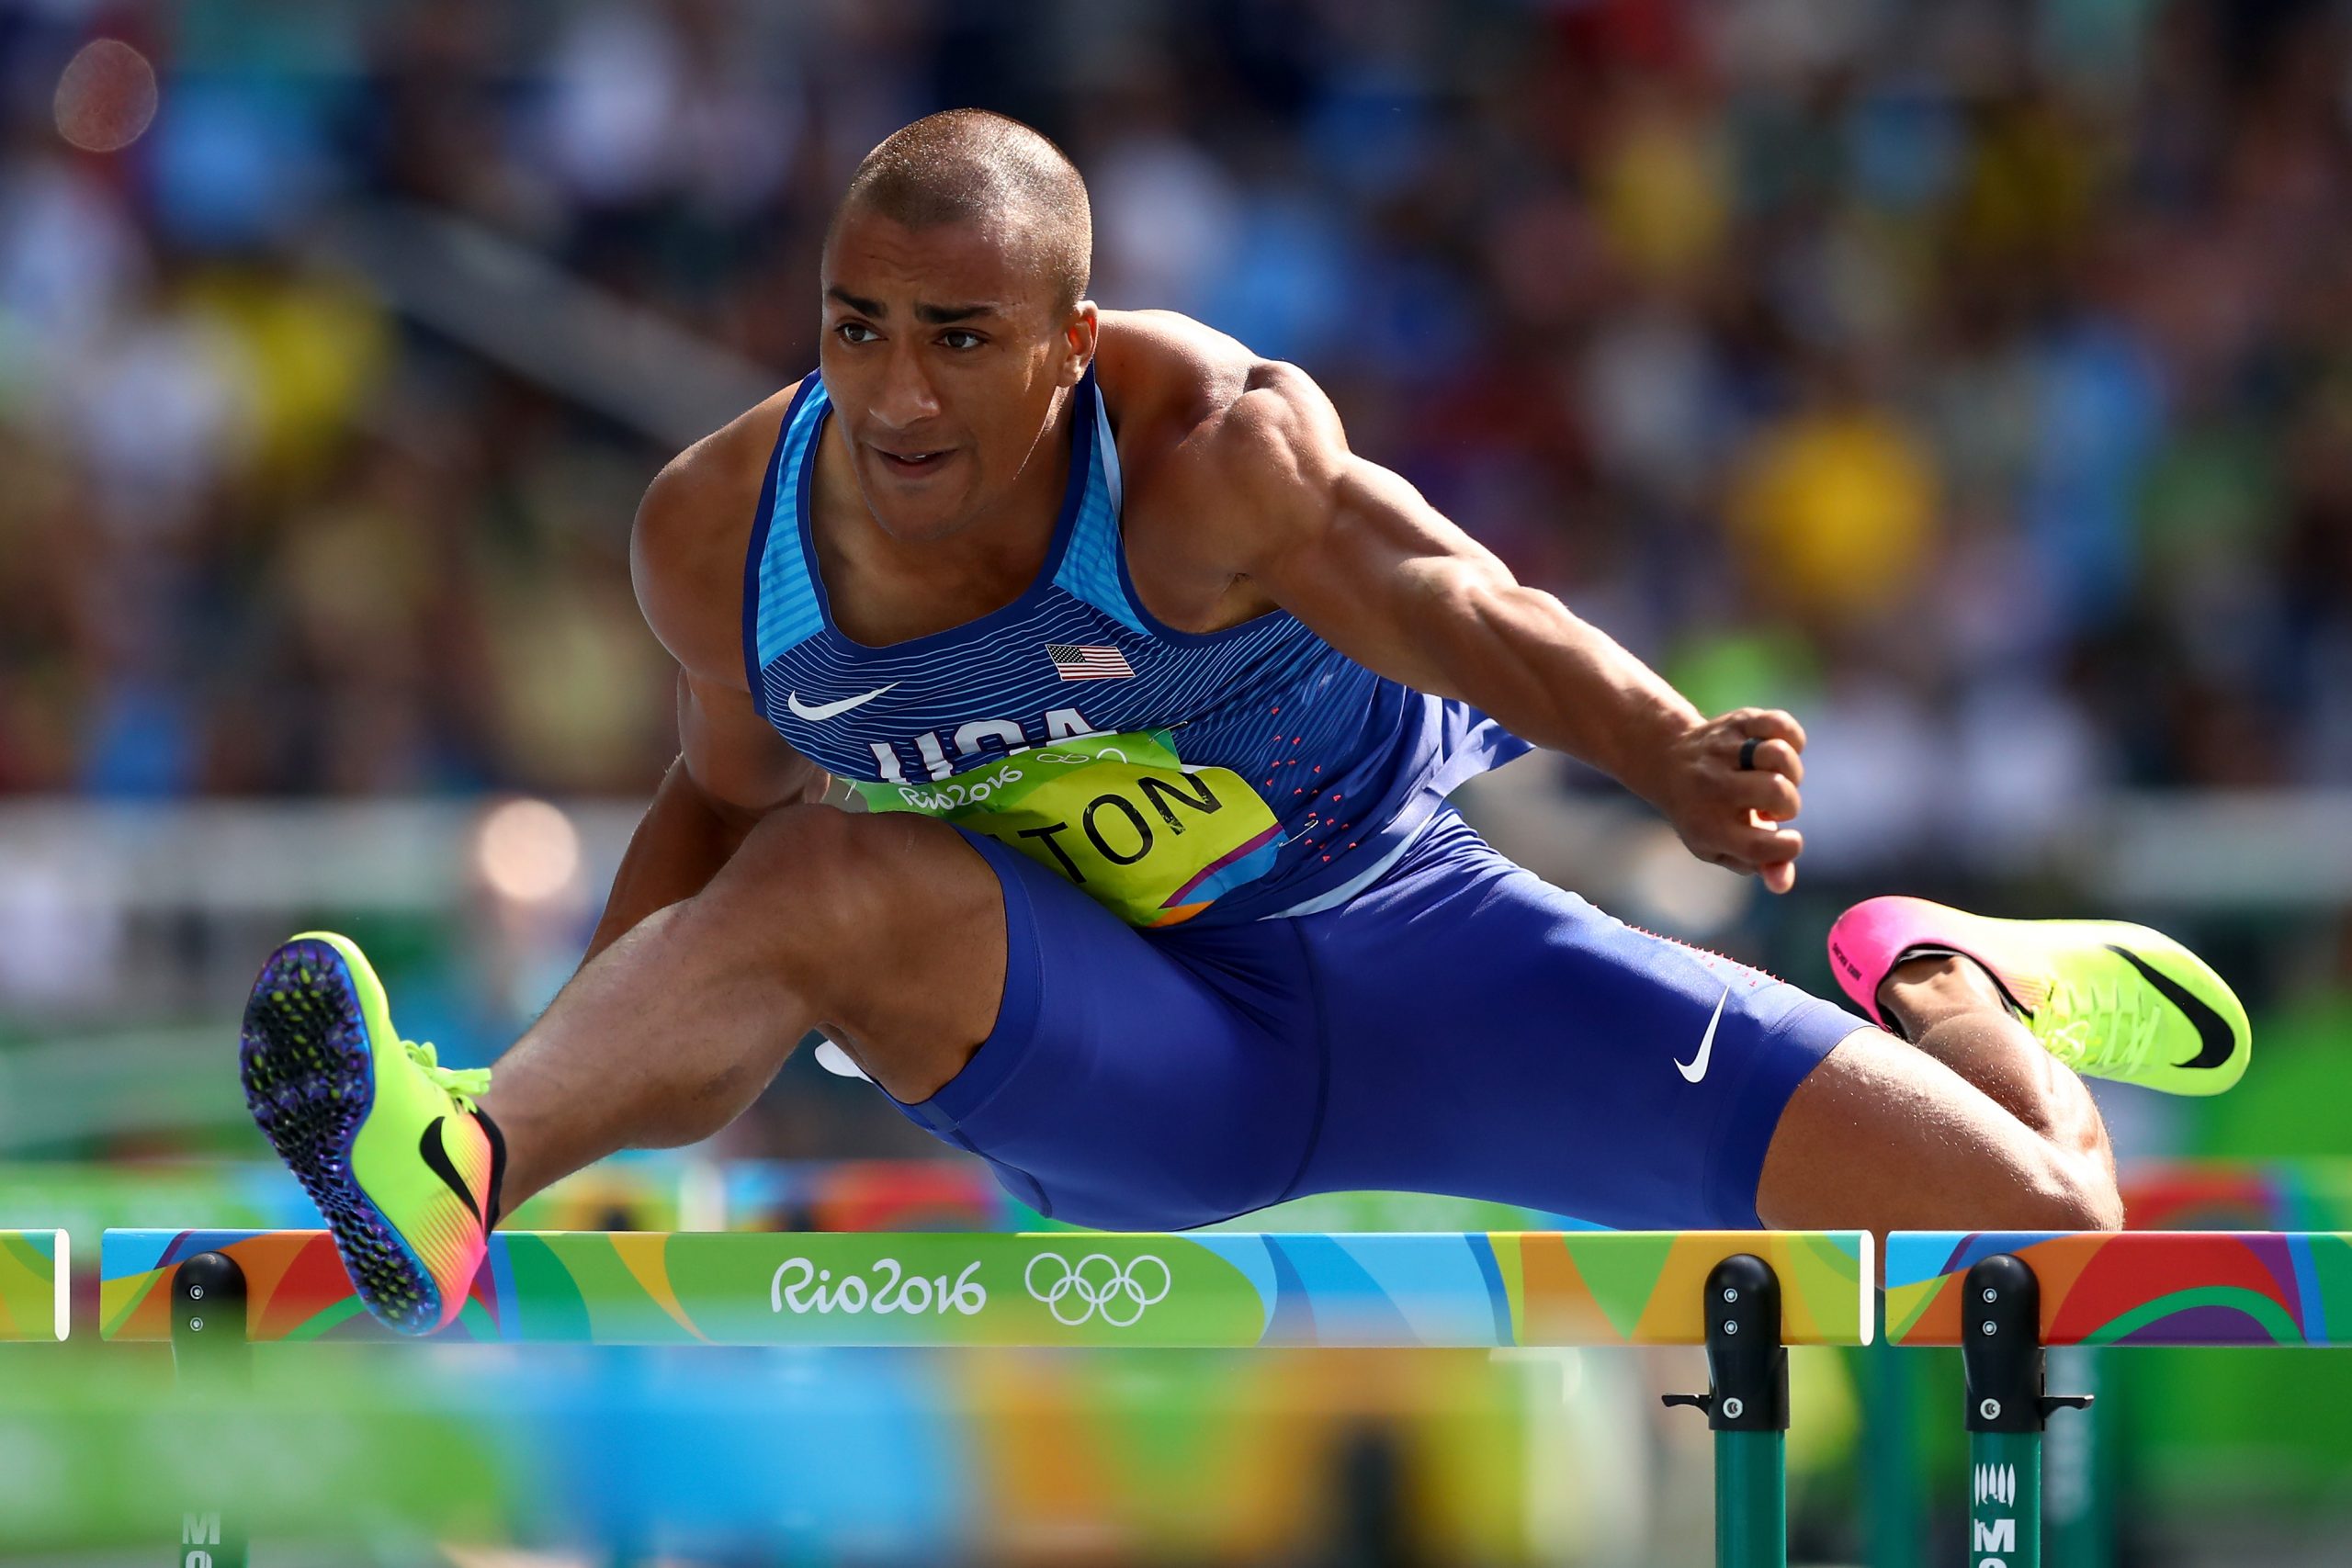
[{"xmin": 854, "ymin": 730, "xmax": 1283, "ymax": 927}]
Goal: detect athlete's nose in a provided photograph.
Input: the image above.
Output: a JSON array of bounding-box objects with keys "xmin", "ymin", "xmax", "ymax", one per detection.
[{"xmin": 869, "ymin": 344, "xmax": 942, "ymax": 432}]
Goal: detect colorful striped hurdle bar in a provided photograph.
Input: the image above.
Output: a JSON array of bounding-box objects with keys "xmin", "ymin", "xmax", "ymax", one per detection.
[
  {"xmin": 0, "ymin": 1230, "xmax": 68, "ymax": 1342},
  {"xmin": 1889, "ymin": 1230, "xmax": 2352, "ymax": 1568},
  {"xmin": 1860, "ymin": 1159, "xmax": 2352, "ymax": 1568},
  {"xmin": 104, "ymin": 1227, "xmax": 1871, "ymax": 1568}
]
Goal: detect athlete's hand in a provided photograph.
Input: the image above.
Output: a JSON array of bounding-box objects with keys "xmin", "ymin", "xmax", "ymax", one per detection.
[{"xmin": 1654, "ymin": 708, "xmax": 1806, "ymax": 895}]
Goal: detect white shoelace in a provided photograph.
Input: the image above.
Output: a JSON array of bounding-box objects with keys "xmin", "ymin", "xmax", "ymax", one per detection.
[{"xmin": 2041, "ymin": 975, "xmax": 2165, "ymax": 1074}]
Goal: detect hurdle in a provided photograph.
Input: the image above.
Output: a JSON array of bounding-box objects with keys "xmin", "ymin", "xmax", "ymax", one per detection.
[
  {"xmin": 1888, "ymin": 1230, "xmax": 2352, "ymax": 1568},
  {"xmin": 1860, "ymin": 1162, "xmax": 2352, "ymax": 1568},
  {"xmin": 104, "ymin": 1226, "xmax": 1870, "ymax": 1568},
  {"xmin": 2041, "ymin": 1164, "xmax": 2352, "ymax": 1568},
  {"xmin": 0, "ymin": 1230, "xmax": 68, "ymax": 1342}
]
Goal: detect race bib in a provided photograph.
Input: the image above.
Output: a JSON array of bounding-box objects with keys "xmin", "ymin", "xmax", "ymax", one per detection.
[{"xmin": 854, "ymin": 730, "xmax": 1283, "ymax": 926}]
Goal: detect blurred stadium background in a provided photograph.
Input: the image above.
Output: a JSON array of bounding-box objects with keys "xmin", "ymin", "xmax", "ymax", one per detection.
[{"xmin": 4, "ymin": 0, "xmax": 2352, "ymax": 1563}]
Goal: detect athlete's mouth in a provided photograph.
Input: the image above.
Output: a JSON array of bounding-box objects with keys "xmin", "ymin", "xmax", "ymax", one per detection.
[{"xmin": 873, "ymin": 446, "xmax": 956, "ymax": 476}]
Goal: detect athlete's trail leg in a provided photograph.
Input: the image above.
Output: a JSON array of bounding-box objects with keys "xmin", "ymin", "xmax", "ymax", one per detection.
[
  {"xmin": 478, "ymin": 805, "xmax": 1005, "ymax": 1212},
  {"xmin": 1882, "ymin": 954, "xmax": 2115, "ymax": 1175},
  {"xmin": 1755, "ymin": 956, "xmax": 2121, "ymax": 1253}
]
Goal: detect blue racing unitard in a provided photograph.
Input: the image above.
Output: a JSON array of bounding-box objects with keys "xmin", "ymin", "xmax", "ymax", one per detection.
[
  {"xmin": 743, "ymin": 367, "xmax": 1869, "ymax": 1232},
  {"xmin": 744, "ymin": 367, "xmax": 1527, "ymax": 926}
]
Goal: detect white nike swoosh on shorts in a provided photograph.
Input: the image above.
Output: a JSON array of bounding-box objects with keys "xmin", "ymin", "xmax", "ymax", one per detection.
[
  {"xmin": 1677, "ymin": 987, "xmax": 1730, "ymax": 1083},
  {"xmin": 786, "ymin": 683, "xmax": 898, "ymax": 722}
]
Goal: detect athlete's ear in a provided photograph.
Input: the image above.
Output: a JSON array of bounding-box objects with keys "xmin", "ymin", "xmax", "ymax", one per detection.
[{"xmin": 1058, "ymin": 301, "xmax": 1099, "ymax": 388}]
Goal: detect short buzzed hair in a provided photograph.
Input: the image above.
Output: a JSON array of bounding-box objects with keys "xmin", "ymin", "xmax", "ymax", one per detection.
[{"xmin": 833, "ymin": 109, "xmax": 1091, "ymax": 314}]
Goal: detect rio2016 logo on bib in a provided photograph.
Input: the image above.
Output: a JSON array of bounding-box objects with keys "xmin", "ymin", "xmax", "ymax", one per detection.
[{"xmin": 855, "ymin": 729, "xmax": 1282, "ymax": 926}]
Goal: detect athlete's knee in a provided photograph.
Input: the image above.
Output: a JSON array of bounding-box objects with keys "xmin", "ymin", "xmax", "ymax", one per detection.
[
  {"xmin": 1758, "ymin": 1027, "xmax": 2127, "ymax": 1233},
  {"xmin": 2039, "ymin": 1151, "xmax": 2125, "ymax": 1233},
  {"xmin": 721, "ymin": 800, "xmax": 858, "ymax": 882},
  {"xmin": 699, "ymin": 803, "xmax": 995, "ymax": 987},
  {"xmin": 1942, "ymin": 1129, "xmax": 2122, "ymax": 1234},
  {"xmin": 704, "ymin": 804, "xmax": 895, "ymax": 942}
]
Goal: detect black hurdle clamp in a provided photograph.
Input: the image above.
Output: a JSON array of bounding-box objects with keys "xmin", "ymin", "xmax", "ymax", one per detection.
[
  {"xmin": 1962, "ymin": 1253, "xmax": 2093, "ymax": 1433},
  {"xmin": 169, "ymin": 1252, "xmax": 251, "ymax": 1568},
  {"xmin": 170, "ymin": 1250, "xmax": 252, "ymax": 1376},
  {"xmin": 1661, "ymin": 1253, "xmax": 1790, "ymax": 1432}
]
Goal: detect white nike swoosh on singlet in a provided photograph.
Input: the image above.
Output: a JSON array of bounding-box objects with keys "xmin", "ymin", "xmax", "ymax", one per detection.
[
  {"xmin": 786, "ymin": 683, "xmax": 898, "ymax": 722},
  {"xmin": 1676, "ymin": 987, "xmax": 1731, "ymax": 1083}
]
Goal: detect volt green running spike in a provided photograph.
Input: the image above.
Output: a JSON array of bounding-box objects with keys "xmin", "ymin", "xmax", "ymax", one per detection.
[
  {"xmin": 1827, "ymin": 897, "xmax": 2251, "ymax": 1095},
  {"xmin": 238, "ymin": 932, "xmax": 502, "ymax": 1334}
]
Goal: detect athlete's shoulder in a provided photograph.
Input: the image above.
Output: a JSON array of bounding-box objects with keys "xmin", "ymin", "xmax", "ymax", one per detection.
[
  {"xmin": 1096, "ymin": 309, "xmax": 1295, "ymax": 443},
  {"xmin": 1096, "ymin": 311, "xmax": 1346, "ymax": 558},
  {"xmin": 1100, "ymin": 309, "xmax": 1339, "ymax": 461},
  {"xmin": 633, "ymin": 380, "xmax": 807, "ymax": 686}
]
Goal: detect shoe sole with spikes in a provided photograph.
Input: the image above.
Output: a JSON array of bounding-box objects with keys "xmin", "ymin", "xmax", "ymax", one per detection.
[{"xmin": 237, "ymin": 931, "xmax": 492, "ymax": 1334}]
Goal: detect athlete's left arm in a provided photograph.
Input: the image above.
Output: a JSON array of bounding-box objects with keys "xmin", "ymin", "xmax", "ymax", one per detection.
[{"xmin": 1210, "ymin": 366, "xmax": 1807, "ymax": 891}]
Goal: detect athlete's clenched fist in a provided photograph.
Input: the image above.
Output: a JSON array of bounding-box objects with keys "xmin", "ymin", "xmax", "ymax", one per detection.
[{"xmin": 1649, "ymin": 707, "xmax": 1807, "ymax": 894}]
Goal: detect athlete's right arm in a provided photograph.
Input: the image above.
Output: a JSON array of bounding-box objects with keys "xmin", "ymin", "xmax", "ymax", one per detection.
[{"xmin": 580, "ymin": 407, "xmax": 827, "ymax": 964}]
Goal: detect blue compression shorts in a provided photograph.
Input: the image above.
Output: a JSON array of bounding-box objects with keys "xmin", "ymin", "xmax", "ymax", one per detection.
[{"xmin": 881, "ymin": 808, "xmax": 1871, "ymax": 1231}]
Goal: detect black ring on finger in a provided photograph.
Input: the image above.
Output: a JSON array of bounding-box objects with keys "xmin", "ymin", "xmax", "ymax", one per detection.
[{"xmin": 1737, "ymin": 736, "xmax": 1762, "ymax": 772}]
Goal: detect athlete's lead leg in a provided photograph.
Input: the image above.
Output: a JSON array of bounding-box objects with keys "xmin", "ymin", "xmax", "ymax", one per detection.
[
  {"xmin": 480, "ymin": 803, "xmax": 1008, "ymax": 1211},
  {"xmin": 239, "ymin": 802, "xmax": 1010, "ymax": 1333}
]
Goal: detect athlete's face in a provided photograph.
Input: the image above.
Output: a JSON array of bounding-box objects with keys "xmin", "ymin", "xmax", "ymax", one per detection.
[{"xmin": 820, "ymin": 209, "xmax": 1094, "ymax": 543}]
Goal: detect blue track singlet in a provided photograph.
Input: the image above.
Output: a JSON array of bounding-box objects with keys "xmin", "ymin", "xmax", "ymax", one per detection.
[{"xmin": 742, "ymin": 368, "xmax": 1529, "ymax": 926}]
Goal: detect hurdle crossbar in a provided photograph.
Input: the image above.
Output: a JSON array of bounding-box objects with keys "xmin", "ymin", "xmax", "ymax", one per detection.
[
  {"xmin": 1887, "ymin": 1230, "xmax": 2352, "ymax": 1568},
  {"xmin": 116, "ymin": 1227, "xmax": 1864, "ymax": 1568},
  {"xmin": 0, "ymin": 1229, "xmax": 67, "ymax": 1341},
  {"xmin": 101, "ymin": 1228, "xmax": 1872, "ymax": 1348},
  {"xmin": 1886, "ymin": 1230, "xmax": 2352, "ymax": 1347}
]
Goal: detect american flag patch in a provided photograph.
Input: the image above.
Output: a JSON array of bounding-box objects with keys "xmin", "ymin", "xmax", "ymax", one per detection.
[{"xmin": 1046, "ymin": 643, "xmax": 1136, "ymax": 682}]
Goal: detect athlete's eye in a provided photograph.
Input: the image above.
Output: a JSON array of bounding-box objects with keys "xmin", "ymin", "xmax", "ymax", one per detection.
[
  {"xmin": 835, "ymin": 321, "xmax": 879, "ymax": 345},
  {"xmin": 939, "ymin": 329, "xmax": 985, "ymax": 351}
]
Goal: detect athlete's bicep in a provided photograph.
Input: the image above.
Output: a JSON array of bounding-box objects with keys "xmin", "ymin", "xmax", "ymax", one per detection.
[{"xmin": 1213, "ymin": 377, "xmax": 1522, "ymax": 701}]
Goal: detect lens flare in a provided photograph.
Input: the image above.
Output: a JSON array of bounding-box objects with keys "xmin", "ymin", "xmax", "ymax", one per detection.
[
  {"xmin": 474, "ymin": 798, "xmax": 582, "ymax": 904},
  {"xmin": 52, "ymin": 39, "xmax": 159, "ymax": 154}
]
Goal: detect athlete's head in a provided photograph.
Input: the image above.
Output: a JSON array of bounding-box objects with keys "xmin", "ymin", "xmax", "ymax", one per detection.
[{"xmin": 820, "ymin": 108, "xmax": 1096, "ymax": 542}]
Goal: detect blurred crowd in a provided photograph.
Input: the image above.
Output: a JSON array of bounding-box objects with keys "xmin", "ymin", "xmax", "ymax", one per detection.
[{"xmin": 3, "ymin": 0, "xmax": 2350, "ymax": 874}]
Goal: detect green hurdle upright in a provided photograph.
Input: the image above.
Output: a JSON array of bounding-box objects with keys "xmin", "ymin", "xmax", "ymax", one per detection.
[
  {"xmin": 1659, "ymin": 1253, "xmax": 1799, "ymax": 1568},
  {"xmin": 0, "ymin": 1230, "xmax": 68, "ymax": 1342},
  {"xmin": 1889, "ymin": 1230, "xmax": 2352, "ymax": 1568},
  {"xmin": 105, "ymin": 1227, "xmax": 1871, "ymax": 1568}
]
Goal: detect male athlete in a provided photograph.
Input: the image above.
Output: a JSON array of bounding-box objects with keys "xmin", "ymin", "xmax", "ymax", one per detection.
[{"xmin": 237, "ymin": 111, "xmax": 2248, "ymax": 1333}]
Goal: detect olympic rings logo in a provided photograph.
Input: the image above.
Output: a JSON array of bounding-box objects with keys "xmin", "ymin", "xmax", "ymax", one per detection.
[{"xmin": 1023, "ymin": 1251, "xmax": 1172, "ymax": 1327}]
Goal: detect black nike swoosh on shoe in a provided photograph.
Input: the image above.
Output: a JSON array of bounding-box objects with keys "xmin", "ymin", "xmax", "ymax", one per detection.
[
  {"xmin": 418, "ymin": 1116, "xmax": 484, "ymax": 1228},
  {"xmin": 2105, "ymin": 945, "xmax": 2238, "ymax": 1070}
]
